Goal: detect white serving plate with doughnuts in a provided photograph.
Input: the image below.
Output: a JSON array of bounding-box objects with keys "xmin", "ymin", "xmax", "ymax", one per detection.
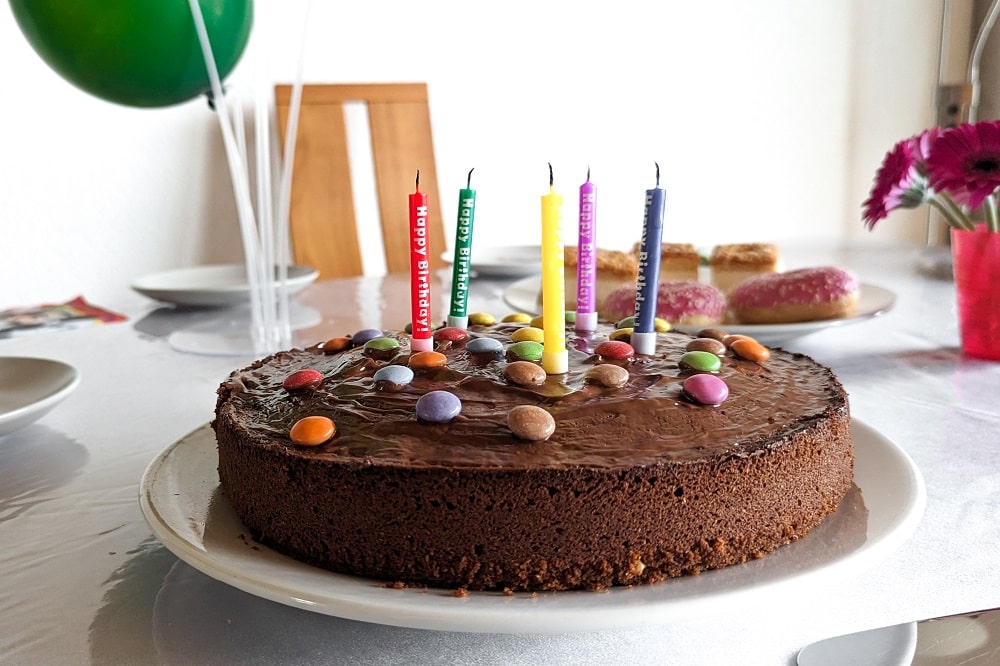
[{"xmin": 502, "ymin": 276, "xmax": 896, "ymax": 346}]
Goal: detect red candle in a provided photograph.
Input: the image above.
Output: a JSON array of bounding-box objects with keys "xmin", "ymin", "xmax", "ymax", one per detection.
[{"xmin": 409, "ymin": 170, "xmax": 433, "ymax": 352}]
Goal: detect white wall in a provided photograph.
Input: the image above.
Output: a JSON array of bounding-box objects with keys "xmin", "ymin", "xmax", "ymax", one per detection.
[{"xmin": 0, "ymin": 1, "xmax": 945, "ymax": 308}]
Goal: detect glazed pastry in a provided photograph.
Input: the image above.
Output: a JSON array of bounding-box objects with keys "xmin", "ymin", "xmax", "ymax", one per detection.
[
  {"xmin": 728, "ymin": 266, "xmax": 859, "ymax": 324},
  {"xmin": 563, "ymin": 246, "xmax": 637, "ymax": 310},
  {"xmin": 710, "ymin": 243, "xmax": 780, "ymax": 295},
  {"xmin": 631, "ymin": 242, "xmax": 701, "ymax": 282},
  {"xmin": 599, "ymin": 280, "xmax": 726, "ymax": 326}
]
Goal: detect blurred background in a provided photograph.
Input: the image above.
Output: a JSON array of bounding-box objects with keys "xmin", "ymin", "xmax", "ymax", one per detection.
[{"xmin": 2, "ymin": 0, "xmax": 997, "ymax": 306}]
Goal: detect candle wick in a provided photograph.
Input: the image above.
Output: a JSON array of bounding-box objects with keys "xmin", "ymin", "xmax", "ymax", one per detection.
[
  {"xmin": 586, "ymin": 166, "xmax": 591, "ymax": 183},
  {"xmin": 548, "ymin": 162, "xmax": 554, "ymax": 187},
  {"xmin": 467, "ymin": 168, "xmax": 474, "ymax": 189},
  {"xmin": 654, "ymin": 162, "xmax": 660, "ymax": 188},
  {"xmin": 415, "ymin": 169, "xmax": 421, "ymax": 191}
]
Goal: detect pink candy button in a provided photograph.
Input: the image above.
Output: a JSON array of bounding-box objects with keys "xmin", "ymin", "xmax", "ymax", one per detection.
[{"xmin": 682, "ymin": 374, "xmax": 729, "ymax": 406}]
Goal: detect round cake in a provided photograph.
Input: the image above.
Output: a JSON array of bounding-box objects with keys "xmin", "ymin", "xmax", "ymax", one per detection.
[{"xmin": 213, "ymin": 322, "xmax": 854, "ymax": 592}]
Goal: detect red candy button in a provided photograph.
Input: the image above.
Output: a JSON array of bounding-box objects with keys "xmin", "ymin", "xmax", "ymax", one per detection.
[
  {"xmin": 282, "ymin": 368, "xmax": 324, "ymax": 391},
  {"xmin": 594, "ymin": 340, "xmax": 635, "ymax": 360},
  {"xmin": 433, "ymin": 326, "xmax": 469, "ymax": 343}
]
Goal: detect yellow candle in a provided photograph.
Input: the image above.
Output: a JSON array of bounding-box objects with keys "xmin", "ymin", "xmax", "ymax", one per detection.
[{"xmin": 541, "ymin": 163, "xmax": 568, "ymax": 374}]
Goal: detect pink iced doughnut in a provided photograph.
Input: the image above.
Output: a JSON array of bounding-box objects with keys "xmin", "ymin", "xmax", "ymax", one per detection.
[
  {"xmin": 728, "ymin": 266, "xmax": 859, "ymax": 324},
  {"xmin": 599, "ymin": 280, "xmax": 727, "ymax": 326}
]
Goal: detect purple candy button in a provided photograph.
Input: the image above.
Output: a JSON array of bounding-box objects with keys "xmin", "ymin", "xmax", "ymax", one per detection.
[
  {"xmin": 351, "ymin": 328, "xmax": 384, "ymax": 346},
  {"xmin": 682, "ymin": 374, "xmax": 729, "ymax": 406},
  {"xmin": 415, "ymin": 390, "xmax": 462, "ymax": 423}
]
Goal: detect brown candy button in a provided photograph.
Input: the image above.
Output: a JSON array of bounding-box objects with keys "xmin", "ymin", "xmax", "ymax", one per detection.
[
  {"xmin": 685, "ymin": 337, "xmax": 727, "ymax": 356},
  {"xmin": 584, "ymin": 364, "xmax": 630, "ymax": 388},
  {"xmin": 503, "ymin": 361, "xmax": 547, "ymax": 386},
  {"xmin": 507, "ymin": 405, "xmax": 556, "ymax": 441}
]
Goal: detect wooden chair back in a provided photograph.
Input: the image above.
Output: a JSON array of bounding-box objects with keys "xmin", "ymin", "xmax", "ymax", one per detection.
[{"xmin": 275, "ymin": 83, "xmax": 446, "ymax": 279}]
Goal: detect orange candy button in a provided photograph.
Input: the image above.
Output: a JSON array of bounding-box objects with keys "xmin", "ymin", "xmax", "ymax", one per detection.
[
  {"xmin": 321, "ymin": 336, "xmax": 351, "ymax": 354},
  {"xmin": 289, "ymin": 415, "xmax": 336, "ymax": 446},
  {"xmin": 731, "ymin": 338, "xmax": 770, "ymax": 363},
  {"xmin": 408, "ymin": 350, "xmax": 447, "ymax": 369}
]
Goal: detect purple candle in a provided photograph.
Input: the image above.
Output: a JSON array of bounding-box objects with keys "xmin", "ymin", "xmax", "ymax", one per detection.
[
  {"xmin": 576, "ymin": 168, "xmax": 598, "ymax": 333},
  {"xmin": 632, "ymin": 163, "xmax": 665, "ymax": 355}
]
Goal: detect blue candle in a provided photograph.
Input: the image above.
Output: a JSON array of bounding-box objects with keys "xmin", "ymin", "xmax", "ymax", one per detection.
[{"xmin": 632, "ymin": 163, "xmax": 665, "ymax": 355}]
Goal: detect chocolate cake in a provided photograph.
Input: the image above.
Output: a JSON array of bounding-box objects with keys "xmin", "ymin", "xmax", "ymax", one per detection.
[{"xmin": 213, "ymin": 323, "xmax": 853, "ymax": 592}]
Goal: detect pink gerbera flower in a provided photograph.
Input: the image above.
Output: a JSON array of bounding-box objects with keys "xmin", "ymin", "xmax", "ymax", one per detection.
[
  {"xmin": 861, "ymin": 136, "xmax": 926, "ymax": 230},
  {"xmin": 926, "ymin": 120, "xmax": 1000, "ymax": 210}
]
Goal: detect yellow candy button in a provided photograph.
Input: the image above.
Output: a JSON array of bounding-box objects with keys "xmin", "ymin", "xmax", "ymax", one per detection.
[
  {"xmin": 502, "ymin": 313, "xmax": 532, "ymax": 323},
  {"xmin": 468, "ymin": 312, "xmax": 496, "ymax": 326},
  {"xmin": 511, "ymin": 326, "xmax": 544, "ymax": 343}
]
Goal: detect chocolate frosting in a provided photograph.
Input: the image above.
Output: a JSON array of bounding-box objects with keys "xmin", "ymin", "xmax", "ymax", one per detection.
[{"xmin": 218, "ymin": 324, "xmax": 847, "ymax": 470}]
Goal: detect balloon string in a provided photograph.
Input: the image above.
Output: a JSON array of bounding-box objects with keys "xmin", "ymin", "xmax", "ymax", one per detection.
[
  {"xmin": 274, "ymin": 0, "xmax": 313, "ymax": 348},
  {"xmin": 187, "ymin": 0, "xmax": 269, "ymax": 352}
]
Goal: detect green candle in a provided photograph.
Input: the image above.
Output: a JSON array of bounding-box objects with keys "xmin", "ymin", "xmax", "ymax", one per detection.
[{"xmin": 448, "ymin": 169, "xmax": 477, "ymax": 328}]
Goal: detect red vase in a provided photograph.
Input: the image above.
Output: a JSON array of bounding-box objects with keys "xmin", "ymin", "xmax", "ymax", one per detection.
[{"xmin": 951, "ymin": 225, "xmax": 1000, "ymax": 361}]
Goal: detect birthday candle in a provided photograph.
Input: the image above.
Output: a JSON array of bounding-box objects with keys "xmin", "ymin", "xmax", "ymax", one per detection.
[
  {"xmin": 541, "ymin": 163, "xmax": 568, "ymax": 375},
  {"xmin": 448, "ymin": 169, "xmax": 477, "ymax": 329},
  {"xmin": 576, "ymin": 168, "xmax": 597, "ymax": 333},
  {"xmin": 409, "ymin": 170, "xmax": 433, "ymax": 352},
  {"xmin": 632, "ymin": 163, "xmax": 666, "ymax": 355}
]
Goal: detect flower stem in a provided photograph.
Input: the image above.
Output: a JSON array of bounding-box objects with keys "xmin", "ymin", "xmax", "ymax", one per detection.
[
  {"xmin": 986, "ymin": 196, "xmax": 1000, "ymax": 233},
  {"xmin": 929, "ymin": 195, "xmax": 976, "ymax": 231}
]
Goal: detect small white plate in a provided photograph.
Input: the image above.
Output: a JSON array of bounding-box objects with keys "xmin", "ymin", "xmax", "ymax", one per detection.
[
  {"xmin": 0, "ymin": 357, "xmax": 81, "ymax": 438},
  {"xmin": 502, "ymin": 276, "xmax": 896, "ymax": 346},
  {"xmin": 441, "ymin": 245, "xmax": 541, "ymax": 279},
  {"xmin": 140, "ymin": 419, "xmax": 924, "ymax": 633},
  {"xmin": 131, "ymin": 264, "xmax": 319, "ymax": 308}
]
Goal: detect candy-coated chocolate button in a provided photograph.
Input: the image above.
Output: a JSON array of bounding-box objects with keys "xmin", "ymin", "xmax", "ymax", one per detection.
[
  {"xmin": 372, "ymin": 365, "xmax": 414, "ymax": 390},
  {"xmin": 584, "ymin": 364, "xmax": 630, "ymax": 388},
  {"xmin": 731, "ymin": 338, "xmax": 771, "ymax": 362},
  {"xmin": 609, "ymin": 327, "xmax": 633, "ymax": 342},
  {"xmin": 466, "ymin": 337, "xmax": 504, "ymax": 355},
  {"xmin": 502, "ymin": 313, "xmax": 532, "ymax": 323},
  {"xmin": 352, "ymin": 328, "xmax": 384, "ymax": 346},
  {"xmin": 282, "ymin": 368, "xmax": 323, "ymax": 391},
  {"xmin": 682, "ymin": 374, "xmax": 729, "ymax": 406},
  {"xmin": 686, "ymin": 337, "xmax": 727, "ymax": 356},
  {"xmin": 564, "ymin": 311, "xmax": 576, "ymax": 324},
  {"xmin": 679, "ymin": 350, "xmax": 722, "ymax": 373},
  {"xmin": 408, "ymin": 350, "xmax": 448, "ymax": 369},
  {"xmin": 723, "ymin": 334, "xmax": 753, "ymax": 347},
  {"xmin": 503, "ymin": 360, "xmax": 547, "ymax": 386},
  {"xmin": 530, "ymin": 315, "xmax": 545, "ymax": 329},
  {"xmin": 433, "ymin": 326, "xmax": 469, "ymax": 343},
  {"xmin": 364, "ymin": 337, "xmax": 401, "ymax": 352},
  {"xmin": 594, "ymin": 340, "xmax": 635, "ymax": 360},
  {"xmin": 289, "ymin": 415, "xmax": 336, "ymax": 446},
  {"xmin": 404, "ymin": 321, "xmax": 438, "ymax": 334},
  {"xmin": 507, "ymin": 405, "xmax": 556, "ymax": 441},
  {"xmin": 468, "ymin": 312, "xmax": 496, "ymax": 326},
  {"xmin": 321, "ymin": 336, "xmax": 351, "ymax": 354},
  {"xmin": 697, "ymin": 327, "xmax": 728, "ymax": 341},
  {"xmin": 616, "ymin": 316, "xmax": 670, "ymax": 332},
  {"xmin": 415, "ymin": 390, "xmax": 462, "ymax": 422},
  {"xmin": 511, "ymin": 326, "xmax": 544, "ymax": 343},
  {"xmin": 506, "ymin": 340, "xmax": 544, "ymax": 362}
]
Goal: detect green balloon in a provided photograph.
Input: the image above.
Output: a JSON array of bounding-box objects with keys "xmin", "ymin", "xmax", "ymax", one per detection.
[{"xmin": 9, "ymin": 0, "xmax": 253, "ymax": 108}]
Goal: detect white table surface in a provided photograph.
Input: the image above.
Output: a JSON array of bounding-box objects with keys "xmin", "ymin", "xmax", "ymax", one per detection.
[{"xmin": 1, "ymin": 241, "xmax": 997, "ymax": 665}]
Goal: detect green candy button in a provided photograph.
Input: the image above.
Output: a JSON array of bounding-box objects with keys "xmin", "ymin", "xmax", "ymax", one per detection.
[
  {"xmin": 507, "ymin": 340, "xmax": 544, "ymax": 362},
  {"xmin": 679, "ymin": 350, "xmax": 722, "ymax": 373}
]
